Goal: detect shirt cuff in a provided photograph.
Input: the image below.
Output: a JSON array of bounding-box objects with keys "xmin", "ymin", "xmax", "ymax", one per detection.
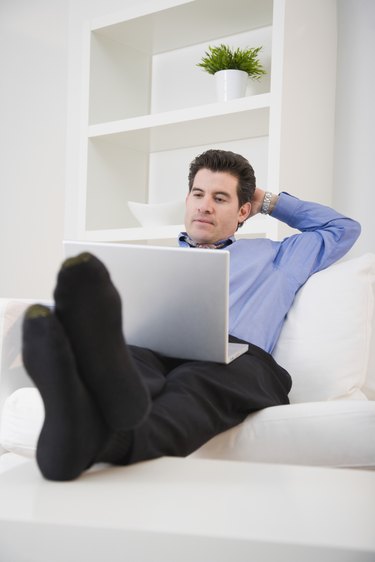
[{"xmin": 271, "ymin": 192, "xmax": 301, "ymax": 223}]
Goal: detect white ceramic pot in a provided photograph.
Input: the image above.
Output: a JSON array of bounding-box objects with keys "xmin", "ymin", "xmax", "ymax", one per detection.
[{"xmin": 214, "ymin": 69, "xmax": 248, "ymax": 102}]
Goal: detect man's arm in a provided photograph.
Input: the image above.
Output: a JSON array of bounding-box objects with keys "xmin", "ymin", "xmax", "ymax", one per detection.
[{"xmin": 250, "ymin": 188, "xmax": 361, "ymax": 280}]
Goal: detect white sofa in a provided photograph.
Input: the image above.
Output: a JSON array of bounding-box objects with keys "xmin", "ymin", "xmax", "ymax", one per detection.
[{"xmin": 1, "ymin": 254, "xmax": 375, "ymax": 472}]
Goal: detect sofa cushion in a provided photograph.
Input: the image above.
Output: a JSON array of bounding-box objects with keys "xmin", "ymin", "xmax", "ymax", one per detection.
[
  {"xmin": 0, "ymin": 387, "xmax": 43, "ymax": 457},
  {"xmin": 191, "ymin": 400, "xmax": 375, "ymax": 468},
  {"xmin": 0, "ymin": 299, "xmax": 39, "ymax": 454},
  {"xmin": 273, "ymin": 254, "xmax": 375, "ymax": 402},
  {"xmin": 3, "ymin": 386, "xmax": 375, "ymax": 469}
]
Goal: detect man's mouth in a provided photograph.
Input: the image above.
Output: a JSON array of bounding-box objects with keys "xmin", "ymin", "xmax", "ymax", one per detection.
[{"xmin": 193, "ymin": 217, "xmax": 214, "ymax": 225}]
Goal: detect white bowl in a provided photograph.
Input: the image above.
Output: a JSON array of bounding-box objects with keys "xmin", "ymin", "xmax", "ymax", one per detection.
[{"xmin": 128, "ymin": 200, "xmax": 185, "ymax": 227}]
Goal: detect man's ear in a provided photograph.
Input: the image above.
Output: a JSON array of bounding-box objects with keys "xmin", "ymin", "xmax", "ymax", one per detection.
[{"xmin": 238, "ymin": 202, "xmax": 251, "ymax": 225}]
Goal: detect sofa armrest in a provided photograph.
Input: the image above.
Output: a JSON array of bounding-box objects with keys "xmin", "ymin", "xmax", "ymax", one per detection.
[{"xmin": 0, "ymin": 299, "xmax": 45, "ymax": 455}]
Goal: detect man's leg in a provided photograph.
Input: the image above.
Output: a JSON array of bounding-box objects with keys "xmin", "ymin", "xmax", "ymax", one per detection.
[
  {"xmin": 118, "ymin": 345, "xmax": 292, "ymax": 464},
  {"xmin": 21, "ymin": 253, "xmax": 155, "ymax": 480},
  {"xmin": 53, "ymin": 253, "xmax": 150, "ymax": 430},
  {"xmin": 22, "ymin": 305, "xmax": 111, "ymax": 481}
]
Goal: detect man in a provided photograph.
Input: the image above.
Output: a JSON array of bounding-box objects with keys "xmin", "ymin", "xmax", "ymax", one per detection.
[{"xmin": 22, "ymin": 150, "xmax": 360, "ymax": 481}]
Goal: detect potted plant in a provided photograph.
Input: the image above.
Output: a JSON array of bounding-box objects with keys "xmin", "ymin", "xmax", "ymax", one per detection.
[{"xmin": 197, "ymin": 44, "xmax": 266, "ymax": 101}]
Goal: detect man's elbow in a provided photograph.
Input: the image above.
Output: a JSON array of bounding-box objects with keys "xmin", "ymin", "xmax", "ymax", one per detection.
[{"xmin": 350, "ymin": 218, "xmax": 362, "ymax": 241}]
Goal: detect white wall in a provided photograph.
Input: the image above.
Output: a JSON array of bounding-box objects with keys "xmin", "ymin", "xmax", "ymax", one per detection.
[
  {"xmin": 0, "ymin": 0, "xmax": 69, "ymax": 298},
  {"xmin": 333, "ymin": 0, "xmax": 375, "ymax": 256}
]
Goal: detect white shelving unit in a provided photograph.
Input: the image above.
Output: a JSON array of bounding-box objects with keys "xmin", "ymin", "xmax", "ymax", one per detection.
[{"xmin": 75, "ymin": 0, "xmax": 337, "ymax": 244}]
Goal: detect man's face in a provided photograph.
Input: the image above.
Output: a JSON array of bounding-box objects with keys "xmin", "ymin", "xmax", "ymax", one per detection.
[{"xmin": 184, "ymin": 168, "xmax": 251, "ymax": 245}]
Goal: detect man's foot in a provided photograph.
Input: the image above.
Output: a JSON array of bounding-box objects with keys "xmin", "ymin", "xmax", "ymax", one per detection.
[
  {"xmin": 53, "ymin": 253, "xmax": 150, "ymax": 431},
  {"xmin": 22, "ymin": 305, "xmax": 109, "ymax": 481}
]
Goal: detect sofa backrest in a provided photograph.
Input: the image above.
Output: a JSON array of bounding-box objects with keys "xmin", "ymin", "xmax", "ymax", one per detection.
[{"xmin": 273, "ymin": 253, "xmax": 375, "ymax": 402}]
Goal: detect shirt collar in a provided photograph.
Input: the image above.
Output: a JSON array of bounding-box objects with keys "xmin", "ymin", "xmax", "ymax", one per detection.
[{"xmin": 178, "ymin": 232, "xmax": 235, "ymax": 249}]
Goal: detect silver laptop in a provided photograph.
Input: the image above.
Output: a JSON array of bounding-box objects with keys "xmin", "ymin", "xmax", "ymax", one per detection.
[{"xmin": 63, "ymin": 241, "xmax": 248, "ymax": 364}]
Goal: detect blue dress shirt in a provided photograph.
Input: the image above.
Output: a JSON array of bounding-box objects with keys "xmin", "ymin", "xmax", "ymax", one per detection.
[{"xmin": 179, "ymin": 192, "xmax": 361, "ymax": 353}]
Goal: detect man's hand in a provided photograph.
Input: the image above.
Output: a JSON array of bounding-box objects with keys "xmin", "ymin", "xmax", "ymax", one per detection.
[
  {"xmin": 250, "ymin": 188, "xmax": 278, "ymax": 217},
  {"xmin": 249, "ymin": 188, "xmax": 266, "ymax": 216}
]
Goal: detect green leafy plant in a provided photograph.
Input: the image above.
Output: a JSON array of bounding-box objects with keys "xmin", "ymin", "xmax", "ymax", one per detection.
[{"xmin": 197, "ymin": 44, "xmax": 266, "ymax": 80}]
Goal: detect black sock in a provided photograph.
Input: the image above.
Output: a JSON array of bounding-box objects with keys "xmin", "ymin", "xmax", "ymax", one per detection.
[
  {"xmin": 53, "ymin": 253, "xmax": 150, "ymax": 431},
  {"xmin": 22, "ymin": 305, "xmax": 110, "ymax": 481}
]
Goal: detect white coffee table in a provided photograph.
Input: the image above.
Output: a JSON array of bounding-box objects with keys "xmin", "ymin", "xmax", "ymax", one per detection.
[{"xmin": 0, "ymin": 456, "xmax": 374, "ymax": 562}]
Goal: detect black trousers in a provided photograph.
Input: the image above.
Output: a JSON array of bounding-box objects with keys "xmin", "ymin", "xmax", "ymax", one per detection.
[{"xmin": 117, "ymin": 338, "xmax": 292, "ymax": 465}]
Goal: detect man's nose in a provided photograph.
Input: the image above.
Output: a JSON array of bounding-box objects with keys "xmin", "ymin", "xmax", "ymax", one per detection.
[{"xmin": 198, "ymin": 197, "xmax": 213, "ymax": 213}]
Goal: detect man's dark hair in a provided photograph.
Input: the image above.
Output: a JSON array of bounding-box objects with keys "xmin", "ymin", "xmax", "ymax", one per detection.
[{"xmin": 188, "ymin": 149, "xmax": 256, "ymax": 208}]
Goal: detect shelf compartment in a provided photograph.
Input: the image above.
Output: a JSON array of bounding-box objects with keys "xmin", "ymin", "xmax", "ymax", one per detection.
[
  {"xmin": 88, "ymin": 0, "xmax": 273, "ymax": 124},
  {"xmin": 85, "ymin": 132, "xmax": 269, "ymax": 233},
  {"xmin": 91, "ymin": 0, "xmax": 273, "ymax": 55}
]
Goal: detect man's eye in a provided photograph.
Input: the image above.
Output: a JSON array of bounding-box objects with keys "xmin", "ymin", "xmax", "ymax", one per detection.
[{"xmin": 215, "ymin": 197, "xmax": 225, "ymax": 203}]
